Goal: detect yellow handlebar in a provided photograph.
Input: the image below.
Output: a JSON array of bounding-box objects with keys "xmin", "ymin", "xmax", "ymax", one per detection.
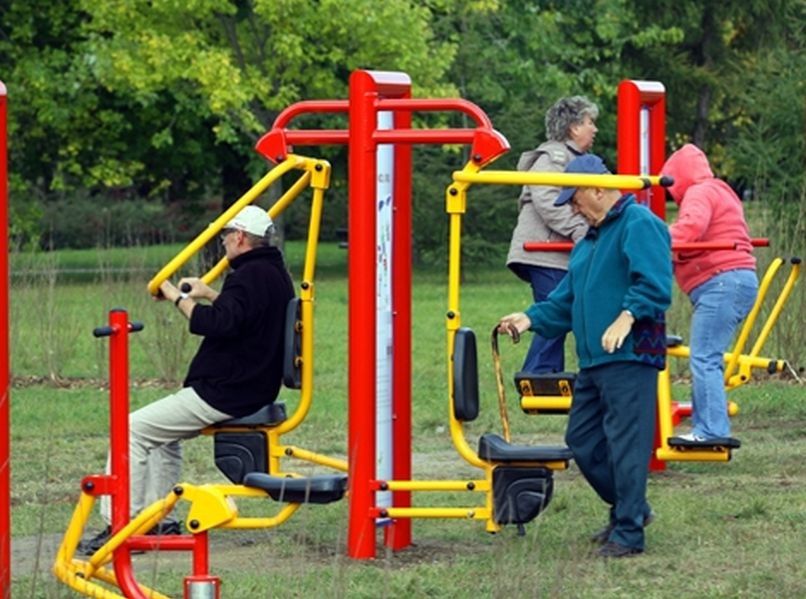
[
  {"xmin": 147, "ymin": 155, "xmax": 326, "ymax": 295},
  {"xmin": 452, "ymin": 169, "xmax": 671, "ymax": 190}
]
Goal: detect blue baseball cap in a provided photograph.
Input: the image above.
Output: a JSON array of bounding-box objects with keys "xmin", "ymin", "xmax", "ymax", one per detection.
[{"xmin": 554, "ymin": 154, "xmax": 611, "ymax": 206}]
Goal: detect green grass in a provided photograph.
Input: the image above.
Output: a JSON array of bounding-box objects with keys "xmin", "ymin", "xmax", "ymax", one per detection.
[{"xmin": 7, "ymin": 241, "xmax": 806, "ymax": 597}]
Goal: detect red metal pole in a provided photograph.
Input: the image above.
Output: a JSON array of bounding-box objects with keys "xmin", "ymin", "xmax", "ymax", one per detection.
[
  {"xmin": 105, "ymin": 309, "xmax": 150, "ymax": 599},
  {"xmin": 617, "ymin": 80, "xmax": 666, "ymax": 220},
  {"xmin": 386, "ymin": 94, "xmax": 412, "ymax": 552},
  {"xmin": 377, "ymin": 98, "xmax": 493, "ymax": 127},
  {"xmin": 617, "ymin": 81, "xmax": 640, "ymax": 182},
  {"xmin": 108, "ymin": 310, "xmax": 131, "ymax": 536},
  {"xmin": 0, "ymin": 79, "xmax": 10, "ymax": 599},
  {"xmin": 347, "ymin": 70, "xmax": 380, "ymax": 559},
  {"xmin": 524, "ymin": 239, "xmax": 771, "ymax": 253},
  {"xmin": 649, "ymin": 94, "xmax": 666, "ymax": 219}
]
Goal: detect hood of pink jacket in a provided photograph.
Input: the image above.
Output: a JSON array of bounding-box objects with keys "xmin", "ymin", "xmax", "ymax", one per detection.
[{"xmin": 661, "ymin": 144, "xmax": 714, "ymax": 205}]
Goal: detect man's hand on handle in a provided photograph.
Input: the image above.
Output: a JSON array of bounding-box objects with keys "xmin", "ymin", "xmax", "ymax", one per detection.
[{"xmin": 497, "ymin": 312, "xmax": 532, "ymax": 344}]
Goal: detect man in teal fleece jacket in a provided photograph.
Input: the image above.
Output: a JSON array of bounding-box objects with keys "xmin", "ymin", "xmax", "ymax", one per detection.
[{"xmin": 498, "ymin": 154, "xmax": 672, "ymax": 558}]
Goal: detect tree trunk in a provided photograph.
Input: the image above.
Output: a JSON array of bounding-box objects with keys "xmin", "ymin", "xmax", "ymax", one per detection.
[{"xmin": 692, "ymin": 5, "xmax": 716, "ymax": 147}]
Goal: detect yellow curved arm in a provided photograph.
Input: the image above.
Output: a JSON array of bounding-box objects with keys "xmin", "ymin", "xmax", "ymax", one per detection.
[
  {"xmin": 723, "ymin": 258, "xmax": 783, "ymax": 382},
  {"xmin": 201, "ymin": 170, "xmax": 314, "ymax": 286},
  {"xmin": 748, "ymin": 259, "xmax": 801, "ymax": 358},
  {"xmin": 147, "ymin": 154, "xmax": 323, "ymax": 295}
]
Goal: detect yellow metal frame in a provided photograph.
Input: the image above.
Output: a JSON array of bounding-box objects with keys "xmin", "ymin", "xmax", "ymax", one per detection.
[
  {"xmin": 656, "ymin": 257, "xmax": 800, "ymax": 461},
  {"xmin": 55, "ymin": 149, "xmax": 800, "ymax": 596},
  {"xmin": 147, "ymin": 154, "xmax": 324, "ymax": 294},
  {"xmin": 373, "ymin": 162, "xmax": 666, "ymax": 532},
  {"xmin": 444, "ymin": 163, "xmax": 801, "ymax": 468},
  {"xmin": 55, "ymin": 155, "xmax": 352, "ymax": 598}
]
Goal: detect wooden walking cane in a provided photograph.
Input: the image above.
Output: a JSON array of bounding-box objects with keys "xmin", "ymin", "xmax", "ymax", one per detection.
[{"xmin": 490, "ymin": 324, "xmax": 520, "ymax": 443}]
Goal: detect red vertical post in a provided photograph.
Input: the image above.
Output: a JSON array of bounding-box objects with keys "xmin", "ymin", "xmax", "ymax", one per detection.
[
  {"xmin": 108, "ymin": 309, "xmax": 132, "ymax": 534},
  {"xmin": 347, "ymin": 70, "xmax": 380, "ymax": 559},
  {"xmin": 648, "ymin": 93, "xmax": 666, "ymax": 219},
  {"xmin": 618, "ymin": 80, "xmax": 668, "ymax": 471},
  {"xmin": 385, "ymin": 96, "xmax": 412, "ymax": 551},
  {"xmin": 106, "ymin": 309, "xmax": 148, "ymax": 599},
  {"xmin": 0, "ymin": 80, "xmax": 10, "ymax": 599},
  {"xmin": 616, "ymin": 81, "xmax": 640, "ymax": 183},
  {"xmin": 617, "ymin": 80, "xmax": 666, "ymax": 220}
]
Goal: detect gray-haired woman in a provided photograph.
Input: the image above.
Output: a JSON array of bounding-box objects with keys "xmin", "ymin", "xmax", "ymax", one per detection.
[{"xmin": 506, "ymin": 95, "xmax": 599, "ymax": 374}]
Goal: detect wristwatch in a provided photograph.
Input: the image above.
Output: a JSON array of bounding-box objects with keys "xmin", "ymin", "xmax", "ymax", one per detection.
[{"xmin": 174, "ymin": 292, "xmax": 189, "ymax": 307}]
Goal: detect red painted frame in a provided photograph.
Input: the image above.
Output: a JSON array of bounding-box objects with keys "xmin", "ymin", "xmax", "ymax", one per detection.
[
  {"xmin": 255, "ymin": 70, "xmax": 508, "ymax": 560},
  {"xmin": 0, "ymin": 79, "xmax": 9, "ymax": 599},
  {"xmin": 83, "ymin": 311, "xmax": 211, "ymax": 597},
  {"xmin": 617, "ymin": 80, "xmax": 667, "ymax": 219}
]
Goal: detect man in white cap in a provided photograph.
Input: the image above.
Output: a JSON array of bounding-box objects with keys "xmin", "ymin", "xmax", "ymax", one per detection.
[{"xmin": 79, "ymin": 205, "xmax": 295, "ymax": 553}]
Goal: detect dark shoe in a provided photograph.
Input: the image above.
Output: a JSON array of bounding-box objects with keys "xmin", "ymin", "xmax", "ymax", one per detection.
[
  {"xmin": 590, "ymin": 510, "xmax": 655, "ymax": 544},
  {"xmin": 597, "ymin": 541, "xmax": 643, "ymax": 558},
  {"xmin": 76, "ymin": 526, "xmax": 112, "ymax": 556},
  {"xmin": 147, "ymin": 520, "xmax": 182, "ymax": 535},
  {"xmin": 77, "ymin": 521, "xmax": 182, "ymax": 556}
]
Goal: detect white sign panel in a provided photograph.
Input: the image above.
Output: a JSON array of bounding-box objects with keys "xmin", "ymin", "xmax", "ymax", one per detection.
[{"xmin": 375, "ymin": 111, "xmax": 394, "ymax": 515}]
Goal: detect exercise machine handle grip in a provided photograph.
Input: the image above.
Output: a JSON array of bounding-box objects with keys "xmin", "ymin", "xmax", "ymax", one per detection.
[{"xmin": 93, "ymin": 321, "xmax": 145, "ymax": 337}]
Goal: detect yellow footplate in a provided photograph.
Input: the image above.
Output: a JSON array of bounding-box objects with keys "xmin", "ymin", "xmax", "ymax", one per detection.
[{"xmin": 516, "ymin": 371, "xmax": 576, "ymax": 414}]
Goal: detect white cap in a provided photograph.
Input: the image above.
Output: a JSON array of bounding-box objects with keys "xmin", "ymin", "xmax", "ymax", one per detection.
[{"xmin": 225, "ymin": 205, "xmax": 273, "ymax": 237}]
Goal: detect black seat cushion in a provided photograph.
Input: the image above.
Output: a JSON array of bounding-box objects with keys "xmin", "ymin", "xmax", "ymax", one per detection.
[
  {"xmin": 478, "ymin": 433, "xmax": 573, "ymax": 464},
  {"xmin": 453, "ymin": 328, "xmax": 480, "ymax": 422},
  {"xmin": 242, "ymin": 473, "xmax": 348, "ymax": 504},
  {"xmin": 211, "ymin": 402, "xmax": 287, "ymax": 428},
  {"xmin": 666, "ymin": 334, "xmax": 684, "ymax": 347}
]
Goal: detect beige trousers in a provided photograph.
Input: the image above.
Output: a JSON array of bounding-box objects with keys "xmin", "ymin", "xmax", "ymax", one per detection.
[{"xmin": 101, "ymin": 387, "xmax": 231, "ymax": 524}]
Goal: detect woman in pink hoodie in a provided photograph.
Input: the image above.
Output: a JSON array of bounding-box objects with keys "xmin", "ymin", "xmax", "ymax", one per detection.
[{"xmin": 662, "ymin": 144, "xmax": 758, "ymax": 445}]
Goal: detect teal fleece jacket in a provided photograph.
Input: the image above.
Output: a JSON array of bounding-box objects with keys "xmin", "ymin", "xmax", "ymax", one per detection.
[{"xmin": 524, "ymin": 195, "xmax": 672, "ymax": 369}]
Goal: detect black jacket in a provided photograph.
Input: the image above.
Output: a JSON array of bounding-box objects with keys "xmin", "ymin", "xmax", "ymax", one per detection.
[{"xmin": 184, "ymin": 246, "xmax": 295, "ymax": 417}]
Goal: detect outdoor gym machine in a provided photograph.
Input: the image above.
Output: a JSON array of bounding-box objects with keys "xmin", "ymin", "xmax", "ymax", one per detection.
[
  {"xmin": 54, "ymin": 153, "xmax": 354, "ymax": 599},
  {"xmin": 517, "ymin": 79, "xmax": 801, "ymax": 466}
]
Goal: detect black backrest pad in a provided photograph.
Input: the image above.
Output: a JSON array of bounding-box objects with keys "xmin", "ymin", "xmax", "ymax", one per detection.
[
  {"xmin": 453, "ymin": 328, "xmax": 480, "ymax": 422},
  {"xmin": 283, "ymin": 298, "xmax": 302, "ymax": 389}
]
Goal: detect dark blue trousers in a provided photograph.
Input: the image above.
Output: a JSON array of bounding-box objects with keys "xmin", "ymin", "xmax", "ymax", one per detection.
[
  {"xmin": 517, "ymin": 264, "xmax": 567, "ymax": 373},
  {"xmin": 565, "ymin": 361, "xmax": 657, "ymax": 549}
]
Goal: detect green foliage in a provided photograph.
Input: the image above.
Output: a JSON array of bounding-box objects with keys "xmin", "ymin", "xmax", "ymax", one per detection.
[
  {"xmin": 35, "ymin": 193, "xmax": 228, "ymax": 249},
  {"xmin": 1, "ymin": 0, "xmax": 803, "ymax": 262}
]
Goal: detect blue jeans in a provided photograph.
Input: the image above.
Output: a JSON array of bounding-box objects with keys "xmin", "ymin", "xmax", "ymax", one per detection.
[
  {"xmin": 512, "ymin": 264, "xmax": 567, "ymax": 373},
  {"xmin": 566, "ymin": 362, "xmax": 657, "ymax": 550},
  {"xmin": 689, "ymin": 269, "xmax": 758, "ymax": 438}
]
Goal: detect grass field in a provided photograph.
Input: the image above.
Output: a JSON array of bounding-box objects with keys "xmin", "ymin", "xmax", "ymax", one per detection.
[{"xmin": 7, "ymin": 241, "xmax": 805, "ymax": 597}]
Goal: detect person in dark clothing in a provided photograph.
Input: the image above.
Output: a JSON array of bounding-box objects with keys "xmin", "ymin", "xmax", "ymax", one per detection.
[
  {"xmin": 79, "ymin": 205, "xmax": 294, "ymax": 554},
  {"xmin": 498, "ymin": 155, "xmax": 672, "ymax": 558}
]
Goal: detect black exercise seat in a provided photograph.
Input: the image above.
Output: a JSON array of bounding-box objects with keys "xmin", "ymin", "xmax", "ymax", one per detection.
[
  {"xmin": 453, "ymin": 327, "xmax": 573, "ymax": 468},
  {"xmin": 478, "ymin": 433, "xmax": 573, "ymax": 463},
  {"xmin": 210, "ymin": 402, "xmax": 287, "ymax": 428},
  {"xmin": 666, "ymin": 334, "xmax": 684, "ymax": 347},
  {"xmin": 242, "ymin": 473, "xmax": 348, "ymax": 504},
  {"xmin": 668, "ymin": 436, "xmax": 741, "ymax": 449}
]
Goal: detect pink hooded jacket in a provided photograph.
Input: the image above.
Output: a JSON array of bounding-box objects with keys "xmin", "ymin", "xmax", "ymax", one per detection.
[{"xmin": 662, "ymin": 144, "xmax": 755, "ymax": 294}]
